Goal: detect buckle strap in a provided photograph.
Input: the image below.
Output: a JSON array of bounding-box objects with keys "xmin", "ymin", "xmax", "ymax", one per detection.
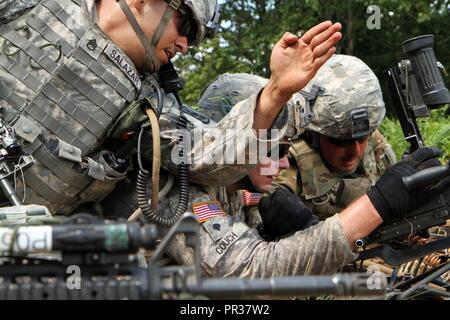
[
  {"xmin": 166, "ymin": 0, "xmax": 181, "ymax": 10},
  {"xmin": 151, "ymin": 5, "xmax": 176, "ymax": 48}
]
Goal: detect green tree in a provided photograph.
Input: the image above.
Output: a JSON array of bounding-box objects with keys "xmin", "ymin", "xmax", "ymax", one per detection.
[
  {"xmin": 176, "ymin": 0, "xmax": 449, "ymax": 159},
  {"xmin": 176, "ymin": 0, "xmax": 450, "ymax": 109}
]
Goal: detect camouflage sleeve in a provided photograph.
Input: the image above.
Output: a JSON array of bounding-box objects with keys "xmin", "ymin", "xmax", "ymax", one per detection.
[
  {"xmin": 160, "ymin": 90, "xmax": 290, "ymax": 186},
  {"xmin": 371, "ymin": 129, "xmax": 397, "ymax": 173},
  {"xmin": 166, "ymin": 186, "xmax": 358, "ymax": 278},
  {"xmin": 200, "ymin": 215, "xmax": 357, "ymax": 277},
  {"xmin": 0, "ymin": 0, "xmax": 40, "ymax": 23},
  {"xmin": 188, "ymin": 91, "xmax": 289, "ymax": 186},
  {"xmin": 271, "ymin": 156, "xmax": 301, "ymax": 194}
]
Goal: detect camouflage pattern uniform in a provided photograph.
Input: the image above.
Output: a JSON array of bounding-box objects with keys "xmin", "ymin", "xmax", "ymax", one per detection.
[
  {"xmin": 274, "ymin": 55, "xmax": 397, "ymax": 220},
  {"xmin": 0, "ymin": 1, "xmax": 289, "ymax": 214},
  {"xmin": 0, "ymin": 0, "xmax": 40, "ymax": 24},
  {"xmin": 162, "ymin": 181, "xmax": 357, "ymax": 278},
  {"xmin": 161, "ymin": 89, "xmax": 290, "ymax": 187},
  {"xmin": 226, "ymin": 189, "xmax": 264, "ymax": 229},
  {"xmin": 275, "ymin": 131, "xmax": 396, "ymax": 220},
  {"xmin": 162, "ymin": 72, "xmax": 356, "ymax": 278}
]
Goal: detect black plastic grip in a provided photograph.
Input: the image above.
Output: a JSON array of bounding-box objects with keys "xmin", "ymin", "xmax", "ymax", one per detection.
[{"xmin": 403, "ymin": 162, "xmax": 450, "ymax": 191}]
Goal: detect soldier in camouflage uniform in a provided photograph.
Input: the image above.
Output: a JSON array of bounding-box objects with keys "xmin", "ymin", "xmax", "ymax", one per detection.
[
  {"xmin": 195, "ymin": 73, "xmax": 318, "ymax": 240},
  {"xmin": 0, "ymin": 1, "xmax": 343, "ymax": 215},
  {"xmin": 0, "ymin": 0, "xmax": 221, "ymax": 214},
  {"xmin": 162, "ymin": 75, "xmax": 352, "ymax": 276},
  {"xmin": 273, "ymin": 54, "xmax": 397, "ymax": 220},
  {"xmin": 160, "ymin": 73, "xmax": 447, "ymax": 278},
  {"xmin": 195, "ymin": 74, "xmax": 276, "ymax": 231}
]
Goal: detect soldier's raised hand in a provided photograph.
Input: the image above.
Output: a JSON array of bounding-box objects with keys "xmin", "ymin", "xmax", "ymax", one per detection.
[
  {"xmin": 253, "ymin": 21, "xmax": 342, "ymax": 132},
  {"xmin": 267, "ymin": 21, "xmax": 342, "ymax": 104}
]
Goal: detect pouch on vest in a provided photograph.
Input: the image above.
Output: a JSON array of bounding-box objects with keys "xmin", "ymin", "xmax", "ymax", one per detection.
[
  {"xmin": 335, "ymin": 177, "xmax": 372, "ymax": 207},
  {"xmin": 108, "ymin": 97, "xmax": 158, "ymax": 139},
  {"xmin": 77, "ymin": 150, "xmax": 128, "ymax": 205}
]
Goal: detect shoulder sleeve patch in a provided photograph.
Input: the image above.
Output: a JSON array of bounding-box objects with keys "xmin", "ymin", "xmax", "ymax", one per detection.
[
  {"xmin": 202, "ymin": 216, "xmax": 230, "ymax": 242},
  {"xmin": 203, "ymin": 221, "xmax": 249, "ymax": 269},
  {"xmin": 192, "ymin": 201, "xmax": 224, "ymax": 224},
  {"xmin": 241, "ymin": 190, "xmax": 263, "ymax": 207}
]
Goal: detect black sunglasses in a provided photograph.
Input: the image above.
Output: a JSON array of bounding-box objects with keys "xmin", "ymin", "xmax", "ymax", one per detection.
[
  {"xmin": 267, "ymin": 144, "xmax": 290, "ymax": 160},
  {"xmin": 326, "ymin": 135, "xmax": 369, "ymax": 147},
  {"xmin": 177, "ymin": 5, "xmax": 198, "ymax": 44}
]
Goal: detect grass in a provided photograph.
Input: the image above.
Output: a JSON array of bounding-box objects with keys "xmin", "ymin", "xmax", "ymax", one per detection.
[{"xmin": 380, "ymin": 105, "xmax": 450, "ymax": 163}]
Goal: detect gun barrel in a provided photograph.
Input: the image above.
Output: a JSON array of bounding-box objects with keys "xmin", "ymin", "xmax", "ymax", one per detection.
[
  {"xmin": 187, "ymin": 274, "xmax": 386, "ymax": 298},
  {"xmin": 0, "ymin": 174, "xmax": 22, "ymax": 206},
  {"xmin": 403, "ymin": 162, "xmax": 450, "ymax": 191},
  {"xmin": 355, "ymin": 238, "xmax": 369, "ymax": 248},
  {"xmin": 0, "ymin": 223, "xmax": 158, "ymax": 254},
  {"xmin": 0, "ymin": 266, "xmax": 387, "ymax": 300}
]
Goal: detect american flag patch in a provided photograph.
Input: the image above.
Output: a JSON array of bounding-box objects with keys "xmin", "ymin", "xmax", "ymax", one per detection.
[
  {"xmin": 242, "ymin": 190, "xmax": 263, "ymax": 207},
  {"xmin": 192, "ymin": 201, "xmax": 224, "ymax": 223}
]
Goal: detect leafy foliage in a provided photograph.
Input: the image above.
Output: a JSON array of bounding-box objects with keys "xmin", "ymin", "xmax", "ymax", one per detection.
[
  {"xmin": 380, "ymin": 105, "xmax": 450, "ymax": 163},
  {"xmin": 176, "ymin": 0, "xmax": 450, "ymax": 109}
]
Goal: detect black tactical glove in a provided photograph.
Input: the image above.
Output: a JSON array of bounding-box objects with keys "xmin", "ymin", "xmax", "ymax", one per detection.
[
  {"xmin": 367, "ymin": 146, "xmax": 450, "ymax": 222},
  {"xmin": 258, "ymin": 188, "xmax": 319, "ymax": 241}
]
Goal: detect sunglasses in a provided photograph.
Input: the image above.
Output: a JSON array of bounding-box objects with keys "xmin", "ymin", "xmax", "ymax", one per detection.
[
  {"xmin": 326, "ymin": 135, "xmax": 369, "ymax": 147},
  {"xmin": 267, "ymin": 143, "xmax": 290, "ymax": 160},
  {"xmin": 176, "ymin": 5, "xmax": 198, "ymax": 44}
]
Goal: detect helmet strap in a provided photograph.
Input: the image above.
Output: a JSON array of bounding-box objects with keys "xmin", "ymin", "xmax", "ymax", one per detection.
[
  {"xmin": 116, "ymin": 0, "xmax": 180, "ymax": 72},
  {"xmin": 153, "ymin": 1, "xmax": 182, "ymax": 48}
]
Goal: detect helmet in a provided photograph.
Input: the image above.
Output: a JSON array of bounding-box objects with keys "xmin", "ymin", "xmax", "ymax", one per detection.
[
  {"xmin": 197, "ymin": 73, "xmax": 289, "ymax": 161},
  {"xmin": 198, "ymin": 73, "xmax": 268, "ymax": 123},
  {"xmin": 175, "ymin": 0, "xmax": 222, "ymax": 46},
  {"xmin": 298, "ymin": 54, "xmax": 385, "ymax": 140}
]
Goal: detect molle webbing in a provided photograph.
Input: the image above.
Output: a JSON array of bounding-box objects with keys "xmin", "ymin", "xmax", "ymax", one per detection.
[
  {"xmin": 26, "ymin": 15, "xmax": 74, "ymax": 57},
  {"xmin": 32, "ymin": 144, "xmax": 92, "ymax": 189},
  {"xmin": 26, "ymin": 15, "xmax": 135, "ymax": 102},
  {"xmin": 0, "ymin": 0, "xmax": 140, "ymax": 213},
  {"xmin": 1, "ymin": 25, "xmax": 121, "ymax": 118},
  {"xmin": 72, "ymin": 49, "xmax": 135, "ymax": 102},
  {"xmin": 42, "ymin": 0, "xmax": 85, "ymax": 39},
  {"xmin": 0, "ymin": 57, "xmax": 106, "ymax": 140}
]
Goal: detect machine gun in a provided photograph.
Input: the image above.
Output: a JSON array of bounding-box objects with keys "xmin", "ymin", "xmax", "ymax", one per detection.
[
  {"xmin": 0, "ymin": 213, "xmax": 387, "ymax": 300},
  {"xmin": 0, "ymin": 118, "xmax": 52, "ymax": 224},
  {"xmin": 0, "ymin": 118, "xmax": 34, "ymax": 207},
  {"xmin": 355, "ymin": 35, "xmax": 450, "ymax": 295}
]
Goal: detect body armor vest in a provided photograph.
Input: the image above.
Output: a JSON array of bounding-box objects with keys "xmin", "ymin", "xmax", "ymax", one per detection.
[
  {"xmin": 289, "ymin": 130, "xmax": 391, "ymax": 220},
  {"xmin": 0, "ymin": 0, "xmax": 142, "ymax": 214}
]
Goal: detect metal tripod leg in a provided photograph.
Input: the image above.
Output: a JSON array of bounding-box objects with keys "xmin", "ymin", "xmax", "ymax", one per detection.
[{"xmin": 398, "ymin": 262, "xmax": 450, "ymax": 299}]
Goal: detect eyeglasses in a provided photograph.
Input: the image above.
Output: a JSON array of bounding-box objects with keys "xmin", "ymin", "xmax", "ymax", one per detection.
[
  {"xmin": 326, "ymin": 135, "xmax": 369, "ymax": 147},
  {"xmin": 176, "ymin": 5, "xmax": 198, "ymax": 44},
  {"xmin": 267, "ymin": 143, "xmax": 290, "ymax": 160}
]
